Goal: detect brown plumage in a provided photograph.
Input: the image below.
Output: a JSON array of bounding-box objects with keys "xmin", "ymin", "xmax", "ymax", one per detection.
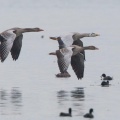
[
  {"xmin": 49, "ymin": 45, "xmax": 98, "ymax": 79},
  {"xmin": 0, "ymin": 27, "xmax": 44, "ymax": 62},
  {"xmin": 50, "ymin": 32, "xmax": 100, "ymax": 79}
]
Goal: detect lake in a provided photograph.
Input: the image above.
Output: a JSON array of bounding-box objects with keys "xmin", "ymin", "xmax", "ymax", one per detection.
[{"xmin": 0, "ymin": 0, "xmax": 120, "ymax": 120}]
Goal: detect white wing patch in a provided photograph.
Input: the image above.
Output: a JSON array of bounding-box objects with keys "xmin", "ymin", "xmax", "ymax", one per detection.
[
  {"xmin": 1, "ymin": 30, "xmax": 16, "ymax": 41},
  {"xmin": 60, "ymin": 33, "xmax": 74, "ymax": 47}
]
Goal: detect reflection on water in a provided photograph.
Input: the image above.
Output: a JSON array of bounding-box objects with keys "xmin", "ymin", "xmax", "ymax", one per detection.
[
  {"xmin": 0, "ymin": 87, "xmax": 22, "ymax": 115},
  {"xmin": 57, "ymin": 90, "xmax": 69, "ymax": 105},
  {"xmin": 71, "ymin": 87, "xmax": 85, "ymax": 116},
  {"xmin": 57, "ymin": 87, "xmax": 85, "ymax": 116},
  {"xmin": 71, "ymin": 87, "xmax": 85, "ymax": 101}
]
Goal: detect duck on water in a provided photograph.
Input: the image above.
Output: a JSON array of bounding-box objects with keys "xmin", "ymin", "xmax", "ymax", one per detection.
[
  {"xmin": 101, "ymin": 80, "xmax": 109, "ymax": 87},
  {"xmin": 59, "ymin": 108, "xmax": 72, "ymax": 117},
  {"xmin": 101, "ymin": 73, "xmax": 113, "ymax": 80},
  {"xmin": 84, "ymin": 108, "xmax": 94, "ymax": 118}
]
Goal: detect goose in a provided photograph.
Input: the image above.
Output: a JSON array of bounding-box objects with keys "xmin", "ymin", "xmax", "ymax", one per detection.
[
  {"xmin": 84, "ymin": 108, "xmax": 94, "ymax": 118},
  {"xmin": 49, "ymin": 45, "xmax": 98, "ymax": 79},
  {"xmin": 50, "ymin": 32, "xmax": 100, "ymax": 79},
  {"xmin": 101, "ymin": 74, "xmax": 113, "ymax": 80},
  {"xmin": 0, "ymin": 27, "xmax": 44, "ymax": 62},
  {"xmin": 59, "ymin": 108, "xmax": 72, "ymax": 117}
]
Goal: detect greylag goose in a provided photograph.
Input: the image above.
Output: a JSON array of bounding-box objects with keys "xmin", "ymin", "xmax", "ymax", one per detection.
[
  {"xmin": 0, "ymin": 27, "xmax": 44, "ymax": 62},
  {"xmin": 84, "ymin": 108, "xmax": 94, "ymax": 118},
  {"xmin": 59, "ymin": 108, "xmax": 72, "ymax": 117},
  {"xmin": 50, "ymin": 32, "xmax": 100, "ymax": 79},
  {"xmin": 101, "ymin": 74, "xmax": 113, "ymax": 80},
  {"xmin": 49, "ymin": 45, "xmax": 98, "ymax": 79}
]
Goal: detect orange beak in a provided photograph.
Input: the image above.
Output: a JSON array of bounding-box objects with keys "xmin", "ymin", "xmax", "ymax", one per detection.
[
  {"xmin": 49, "ymin": 37, "xmax": 58, "ymax": 40},
  {"xmin": 39, "ymin": 29, "xmax": 44, "ymax": 31}
]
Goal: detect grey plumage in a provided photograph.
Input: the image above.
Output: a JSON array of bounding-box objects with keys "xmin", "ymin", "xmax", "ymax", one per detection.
[
  {"xmin": 0, "ymin": 27, "xmax": 43, "ymax": 62},
  {"xmin": 50, "ymin": 32, "xmax": 99, "ymax": 79},
  {"xmin": 10, "ymin": 34, "xmax": 23, "ymax": 60},
  {"xmin": 49, "ymin": 45, "xmax": 98, "ymax": 79}
]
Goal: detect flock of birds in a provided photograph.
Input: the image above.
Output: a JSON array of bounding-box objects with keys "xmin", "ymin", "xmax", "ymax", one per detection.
[
  {"xmin": 0, "ymin": 27, "xmax": 100, "ymax": 79},
  {"xmin": 49, "ymin": 33, "xmax": 99, "ymax": 79},
  {"xmin": 0, "ymin": 27, "xmax": 113, "ymax": 118}
]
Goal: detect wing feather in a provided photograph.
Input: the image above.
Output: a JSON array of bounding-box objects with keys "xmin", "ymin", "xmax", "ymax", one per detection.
[
  {"xmin": 71, "ymin": 53, "xmax": 84, "ymax": 79},
  {"xmin": 0, "ymin": 39, "xmax": 14, "ymax": 62},
  {"xmin": 0, "ymin": 30, "xmax": 16, "ymax": 62},
  {"xmin": 11, "ymin": 34, "xmax": 23, "ymax": 60},
  {"xmin": 60, "ymin": 33, "xmax": 74, "ymax": 47},
  {"xmin": 56, "ymin": 48, "xmax": 73, "ymax": 73}
]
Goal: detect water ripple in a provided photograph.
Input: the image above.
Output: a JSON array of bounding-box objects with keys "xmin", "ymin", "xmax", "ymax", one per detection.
[{"xmin": 0, "ymin": 87, "xmax": 22, "ymax": 115}]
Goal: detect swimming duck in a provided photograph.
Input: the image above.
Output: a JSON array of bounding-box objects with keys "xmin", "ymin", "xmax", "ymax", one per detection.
[
  {"xmin": 101, "ymin": 80, "xmax": 109, "ymax": 86},
  {"xmin": 59, "ymin": 108, "xmax": 72, "ymax": 117},
  {"xmin": 101, "ymin": 74, "xmax": 113, "ymax": 80},
  {"xmin": 84, "ymin": 108, "xmax": 94, "ymax": 118}
]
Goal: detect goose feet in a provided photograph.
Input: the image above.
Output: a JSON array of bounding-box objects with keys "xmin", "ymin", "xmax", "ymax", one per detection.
[{"xmin": 56, "ymin": 72, "xmax": 71, "ymax": 78}]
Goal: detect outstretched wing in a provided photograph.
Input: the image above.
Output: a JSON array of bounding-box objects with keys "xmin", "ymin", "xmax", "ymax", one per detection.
[
  {"xmin": 0, "ymin": 30, "xmax": 16, "ymax": 62},
  {"xmin": 71, "ymin": 53, "xmax": 84, "ymax": 79},
  {"xmin": 56, "ymin": 48, "xmax": 73, "ymax": 73},
  {"xmin": 72, "ymin": 39, "xmax": 85, "ymax": 60},
  {"xmin": 11, "ymin": 34, "xmax": 23, "ymax": 60},
  {"xmin": 59, "ymin": 33, "xmax": 74, "ymax": 47}
]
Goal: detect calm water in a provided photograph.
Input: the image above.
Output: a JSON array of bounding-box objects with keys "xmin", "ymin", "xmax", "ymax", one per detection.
[{"xmin": 0, "ymin": 0, "xmax": 120, "ymax": 120}]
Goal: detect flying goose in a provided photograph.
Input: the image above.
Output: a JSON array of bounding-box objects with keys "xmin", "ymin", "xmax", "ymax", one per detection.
[
  {"xmin": 0, "ymin": 27, "xmax": 44, "ymax": 62},
  {"xmin": 59, "ymin": 108, "xmax": 72, "ymax": 117},
  {"xmin": 49, "ymin": 45, "xmax": 98, "ymax": 79},
  {"xmin": 84, "ymin": 108, "xmax": 94, "ymax": 118},
  {"xmin": 50, "ymin": 32, "xmax": 100, "ymax": 79},
  {"xmin": 50, "ymin": 32, "xmax": 100, "ymax": 49}
]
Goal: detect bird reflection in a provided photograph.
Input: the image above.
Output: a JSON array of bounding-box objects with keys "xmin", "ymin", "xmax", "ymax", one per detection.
[
  {"xmin": 57, "ymin": 88, "xmax": 85, "ymax": 116},
  {"xmin": 0, "ymin": 87, "xmax": 22, "ymax": 115},
  {"xmin": 0, "ymin": 89, "xmax": 8, "ymax": 107},
  {"xmin": 0, "ymin": 89, "xmax": 7, "ymax": 100},
  {"xmin": 71, "ymin": 87, "xmax": 85, "ymax": 116},
  {"xmin": 57, "ymin": 90, "xmax": 69, "ymax": 105},
  {"xmin": 71, "ymin": 87, "xmax": 85, "ymax": 101}
]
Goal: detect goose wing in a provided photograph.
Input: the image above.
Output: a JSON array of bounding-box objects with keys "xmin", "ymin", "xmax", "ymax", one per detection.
[
  {"xmin": 72, "ymin": 39, "xmax": 85, "ymax": 60},
  {"xmin": 71, "ymin": 39, "xmax": 85, "ymax": 79},
  {"xmin": 71, "ymin": 53, "xmax": 84, "ymax": 79},
  {"xmin": 60, "ymin": 33, "xmax": 74, "ymax": 47},
  {"xmin": 56, "ymin": 48, "xmax": 73, "ymax": 73},
  {"xmin": 11, "ymin": 34, "xmax": 23, "ymax": 60},
  {"xmin": 0, "ymin": 30, "xmax": 16, "ymax": 62}
]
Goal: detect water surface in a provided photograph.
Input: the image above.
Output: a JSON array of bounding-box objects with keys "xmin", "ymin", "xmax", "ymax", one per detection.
[{"xmin": 0, "ymin": 0, "xmax": 120, "ymax": 120}]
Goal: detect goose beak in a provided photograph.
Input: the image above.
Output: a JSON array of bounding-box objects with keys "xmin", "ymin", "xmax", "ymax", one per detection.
[
  {"xmin": 49, "ymin": 37, "xmax": 58, "ymax": 40},
  {"xmin": 96, "ymin": 34, "xmax": 100, "ymax": 36},
  {"xmin": 39, "ymin": 29, "xmax": 44, "ymax": 31},
  {"xmin": 95, "ymin": 47, "xmax": 99, "ymax": 50}
]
